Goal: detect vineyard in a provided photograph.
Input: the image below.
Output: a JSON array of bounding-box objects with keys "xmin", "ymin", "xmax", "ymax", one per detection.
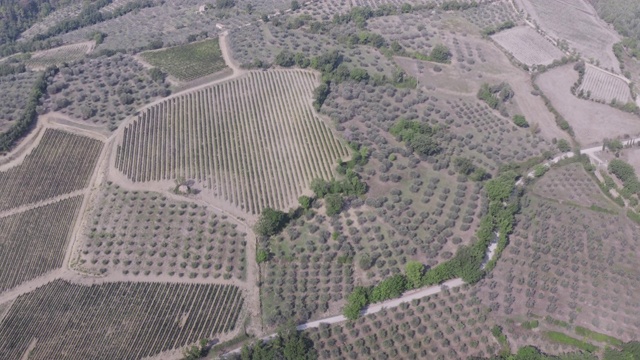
[
  {"xmin": 0, "ymin": 129, "xmax": 102, "ymax": 211},
  {"xmin": 140, "ymin": 39, "xmax": 227, "ymax": 82},
  {"xmin": 0, "ymin": 196, "xmax": 82, "ymax": 293},
  {"xmin": 115, "ymin": 70, "xmax": 350, "ymax": 214},
  {"xmin": 26, "ymin": 42, "xmax": 94, "ymax": 69},
  {"xmin": 0, "ymin": 280, "xmax": 243, "ymax": 360},
  {"xmin": 305, "ymin": 284, "xmax": 499, "ymax": 359},
  {"xmin": 491, "ymin": 26, "xmax": 564, "ymax": 66},
  {"xmin": 78, "ymin": 183, "xmax": 246, "ymax": 280},
  {"xmin": 578, "ymin": 66, "xmax": 632, "ymax": 104}
]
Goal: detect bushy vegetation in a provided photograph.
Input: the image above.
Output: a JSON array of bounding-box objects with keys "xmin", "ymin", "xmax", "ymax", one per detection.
[
  {"xmin": 477, "ymin": 82, "xmax": 514, "ymax": 116},
  {"xmin": 238, "ymin": 329, "xmax": 316, "ymax": 359},
  {"xmin": 608, "ymin": 158, "xmax": 640, "ymax": 195},
  {"xmin": 0, "ymin": 66, "xmax": 55, "ymax": 153},
  {"xmin": 389, "ymin": 119, "xmax": 440, "ymax": 157},
  {"xmin": 512, "ymin": 114, "xmax": 529, "ymax": 128},
  {"xmin": 255, "ymin": 208, "xmax": 289, "ymax": 237}
]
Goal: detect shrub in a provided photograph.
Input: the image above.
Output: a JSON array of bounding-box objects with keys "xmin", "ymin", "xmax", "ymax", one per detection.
[
  {"xmin": 512, "ymin": 115, "xmax": 528, "ymax": 128},
  {"xmin": 325, "ymin": 194, "xmax": 344, "ymax": 216},
  {"xmin": 254, "ymin": 208, "xmax": 288, "ymax": 236}
]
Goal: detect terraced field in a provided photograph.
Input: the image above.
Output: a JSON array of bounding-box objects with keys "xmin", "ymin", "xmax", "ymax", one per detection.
[
  {"xmin": 0, "ymin": 196, "xmax": 83, "ymax": 293},
  {"xmin": 0, "ymin": 129, "xmax": 103, "ymax": 211},
  {"xmin": 578, "ymin": 66, "xmax": 632, "ymax": 103},
  {"xmin": 26, "ymin": 42, "xmax": 94, "ymax": 69},
  {"xmin": 0, "ymin": 280, "xmax": 243, "ymax": 360},
  {"xmin": 115, "ymin": 70, "xmax": 350, "ymax": 214}
]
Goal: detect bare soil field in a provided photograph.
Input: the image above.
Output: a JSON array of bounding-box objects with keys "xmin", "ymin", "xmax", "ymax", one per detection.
[
  {"xmin": 491, "ymin": 26, "xmax": 564, "ymax": 66},
  {"xmin": 536, "ymin": 65, "xmax": 640, "ymax": 146},
  {"xmin": 516, "ymin": 0, "xmax": 621, "ymax": 72},
  {"xmin": 578, "ymin": 65, "xmax": 632, "ymax": 104}
]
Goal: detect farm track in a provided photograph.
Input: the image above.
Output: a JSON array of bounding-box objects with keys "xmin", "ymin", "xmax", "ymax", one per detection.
[{"xmin": 0, "ymin": 189, "xmax": 86, "ymax": 219}]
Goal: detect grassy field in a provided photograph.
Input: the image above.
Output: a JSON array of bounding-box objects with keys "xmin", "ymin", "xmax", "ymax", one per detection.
[
  {"xmin": 141, "ymin": 39, "xmax": 228, "ymax": 82},
  {"xmin": 115, "ymin": 69, "xmax": 350, "ymax": 215},
  {"xmin": 492, "ymin": 26, "xmax": 565, "ymax": 67},
  {"xmin": 0, "ymin": 280, "xmax": 243, "ymax": 360}
]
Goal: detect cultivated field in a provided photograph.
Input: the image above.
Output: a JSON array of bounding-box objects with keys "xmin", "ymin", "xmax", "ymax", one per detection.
[
  {"xmin": 477, "ymin": 193, "xmax": 640, "ymax": 352},
  {"xmin": 115, "ymin": 70, "xmax": 350, "ymax": 214},
  {"xmin": 26, "ymin": 41, "xmax": 95, "ymax": 69},
  {"xmin": 140, "ymin": 39, "xmax": 227, "ymax": 82},
  {"xmin": 305, "ymin": 284, "xmax": 500, "ymax": 359},
  {"xmin": 516, "ymin": 0, "xmax": 621, "ymax": 72},
  {"xmin": 0, "ymin": 196, "xmax": 82, "ymax": 293},
  {"xmin": 0, "ymin": 129, "xmax": 102, "ymax": 211},
  {"xmin": 578, "ymin": 65, "xmax": 632, "ymax": 104},
  {"xmin": 44, "ymin": 53, "xmax": 170, "ymax": 130},
  {"xmin": 0, "ymin": 72, "xmax": 40, "ymax": 134},
  {"xmin": 491, "ymin": 26, "xmax": 564, "ymax": 66},
  {"xmin": 536, "ymin": 65, "xmax": 640, "ymax": 145},
  {"xmin": 78, "ymin": 184, "xmax": 247, "ymax": 280},
  {"xmin": 533, "ymin": 163, "xmax": 617, "ymax": 211},
  {"xmin": 0, "ymin": 280, "xmax": 243, "ymax": 360}
]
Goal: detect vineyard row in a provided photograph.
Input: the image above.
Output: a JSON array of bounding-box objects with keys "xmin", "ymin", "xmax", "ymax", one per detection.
[
  {"xmin": 0, "ymin": 128, "xmax": 103, "ymax": 212},
  {"xmin": 0, "ymin": 196, "xmax": 83, "ymax": 293},
  {"xmin": 0, "ymin": 280, "xmax": 243, "ymax": 360}
]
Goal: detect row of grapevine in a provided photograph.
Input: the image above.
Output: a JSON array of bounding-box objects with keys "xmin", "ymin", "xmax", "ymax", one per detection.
[
  {"xmin": 0, "ymin": 280, "xmax": 243, "ymax": 360},
  {"xmin": 578, "ymin": 66, "xmax": 632, "ymax": 103},
  {"xmin": 115, "ymin": 69, "xmax": 350, "ymax": 214},
  {"xmin": 350, "ymin": 0, "xmax": 492, "ymax": 8},
  {"xmin": 0, "ymin": 128, "xmax": 103, "ymax": 211},
  {"xmin": 0, "ymin": 196, "xmax": 83, "ymax": 293}
]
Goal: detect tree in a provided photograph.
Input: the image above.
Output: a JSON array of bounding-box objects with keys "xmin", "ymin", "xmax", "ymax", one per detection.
[
  {"xmin": 275, "ymin": 50, "xmax": 296, "ymax": 67},
  {"xmin": 256, "ymin": 249, "xmax": 269, "ymax": 263},
  {"xmin": 453, "ymin": 157, "xmax": 475, "ymax": 175},
  {"xmin": 312, "ymin": 82, "xmax": 330, "ymax": 110},
  {"xmin": 148, "ymin": 68, "xmax": 166, "ymax": 83},
  {"xmin": 325, "ymin": 193, "xmax": 343, "ymax": 216},
  {"xmin": 409, "ymin": 133, "xmax": 440, "ymax": 157},
  {"xmin": 405, "ymin": 261, "xmax": 425, "ymax": 288},
  {"xmin": 557, "ymin": 139, "xmax": 571, "ymax": 152},
  {"xmin": 298, "ymin": 195, "xmax": 312, "ymax": 210},
  {"xmin": 429, "ymin": 44, "xmax": 451, "ymax": 63},
  {"xmin": 344, "ymin": 286, "xmax": 370, "ymax": 320},
  {"xmin": 485, "ymin": 171, "xmax": 517, "ymax": 202},
  {"xmin": 254, "ymin": 207, "xmax": 288, "ymax": 236},
  {"xmin": 290, "ymin": 0, "xmax": 300, "ymax": 11}
]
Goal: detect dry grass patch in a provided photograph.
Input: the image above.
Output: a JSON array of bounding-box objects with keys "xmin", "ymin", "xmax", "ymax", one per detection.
[
  {"xmin": 536, "ymin": 65, "xmax": 640, "ymax": 146},
  {"xmin": 492, "ymin": 26, "xmax": 564, "ymax": 66}
]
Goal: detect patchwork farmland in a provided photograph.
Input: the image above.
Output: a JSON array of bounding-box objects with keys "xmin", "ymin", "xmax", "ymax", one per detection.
[
  {"xmin": 115, "ymin": 69, "xmax": 350, "ymax": 214},
  {"xmin": 578, "ymin": 65, "xmax": 632, "ymax": 103}
]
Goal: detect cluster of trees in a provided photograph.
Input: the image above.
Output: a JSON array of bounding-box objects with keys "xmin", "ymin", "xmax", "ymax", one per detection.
[
  {"xmin": 0, "ymin": 62, "xmax": 26, "ymax": 77},
  {"xmin": 477, "ymin": 82, "xmax": 514, "ymax": 117},
  {"xmin": 0, "ymin": 66, "xmax": 56, "ymax": 153},
  {"xmin": 237, "ymin": 324, "xmax": 317, "ymax": 360},
  {"xmin": 254, "ymin": 207, "xmax": 289, "ymax": 237},
  {"xmin": 389, "ymin": 119, "xmax": 441, "ymax": 157},
  {"xmin": 332, "ymin": 5, "xmax": 398, "ymax": 28},
  {"xmin": 310, "ymin": 170, "xmax": 367, "ymax": 198},
  {"xmin": 481, "ymin": 20, "xmax": 515, "ymax": 36},
  {"xmin": 343, "ymin": 170, "xmax": 521, "ymax": 319},
  {"xmin": 0, "ymin": 0, "xmax": 69, "ymax": 46},
  {"xmin": 453, "ymin": 157, "xmax": 489, "ymax": 181},
  {"xmin": 608, "ymin": 159, "xmax": 640, "ymax": 197}
]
